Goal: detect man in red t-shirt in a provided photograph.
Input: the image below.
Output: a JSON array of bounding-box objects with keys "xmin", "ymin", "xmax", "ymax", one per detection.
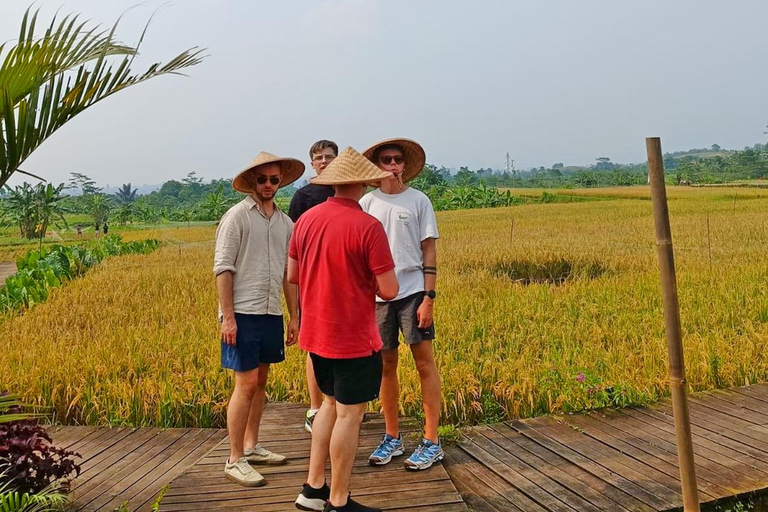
[{"xmin": 288, "ymin": 147, "xmax": 398, "ymax": 512}]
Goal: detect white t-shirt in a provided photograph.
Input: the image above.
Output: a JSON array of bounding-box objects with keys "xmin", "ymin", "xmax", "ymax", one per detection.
[{"xmin": 360, "ymin": 187, "xmax": 439, "ymax": 302}]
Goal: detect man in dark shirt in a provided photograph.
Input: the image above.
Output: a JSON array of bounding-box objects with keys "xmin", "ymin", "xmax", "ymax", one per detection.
[
  {"xmin": 288, "ymin": 140, "xmax": 337, "ymax": 223},
  {"xmin": 288, "ymin": 139, "xmax": 337, "ymax": 434}
]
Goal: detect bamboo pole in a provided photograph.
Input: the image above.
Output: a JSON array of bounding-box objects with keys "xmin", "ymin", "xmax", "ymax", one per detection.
[{"xmin": 646, "ymin": 137, "xmax": 700, "ymax": 512}]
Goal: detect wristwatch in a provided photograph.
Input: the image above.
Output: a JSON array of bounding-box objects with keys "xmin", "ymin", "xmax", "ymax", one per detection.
[{"xmin": 425, "ymin": 290, "xmax": 437, "ymax": 299}]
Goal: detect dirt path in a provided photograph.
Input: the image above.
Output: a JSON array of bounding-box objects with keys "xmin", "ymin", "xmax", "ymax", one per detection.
[{"xmin": 0, "ymin": 262, "xmax": 16, "ymax": 284}]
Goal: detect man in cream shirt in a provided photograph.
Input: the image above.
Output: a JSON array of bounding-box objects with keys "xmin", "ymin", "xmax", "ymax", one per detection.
[{"xmin": 214, "ymin": 152, "xmax": 302, "ymax": 487}]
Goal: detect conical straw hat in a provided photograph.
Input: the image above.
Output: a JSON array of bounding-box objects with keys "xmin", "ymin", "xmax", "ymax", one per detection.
[
  {"xmin": 362, "ymin": 138, "xmax": 426, "ymax": 183},
  {"xmin": 233, "ymin": 152, "xmax": 305, "ymax": 193},
  {"xmin": 310, "ymin": 147, "xmax": 391, "ymax": 185}
]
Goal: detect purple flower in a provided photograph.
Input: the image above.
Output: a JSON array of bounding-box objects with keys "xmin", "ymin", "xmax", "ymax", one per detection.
[{"xmin": 576, "ymin": 372, "xmax": 586, "ymax": 382}]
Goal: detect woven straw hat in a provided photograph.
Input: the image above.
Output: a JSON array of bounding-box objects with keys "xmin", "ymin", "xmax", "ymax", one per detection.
[
  {"xmin": 233, "ymin": 152, "xmax": 305, "ymax": 193},
  {"xmin": 362, "ymin": 138, "xmax": 426, "ymax": 183},
  {"xmin": 310, "ymin": 147, "xmax": 391, "ymax": 185}
]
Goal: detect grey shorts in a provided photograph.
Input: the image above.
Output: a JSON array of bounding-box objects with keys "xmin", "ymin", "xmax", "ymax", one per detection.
[{"xmin": 375, "ymin": 292, "xmax": 435, "ymax": 351}]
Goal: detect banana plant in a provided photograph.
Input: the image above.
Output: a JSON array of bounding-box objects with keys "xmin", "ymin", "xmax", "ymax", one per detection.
[{"xmin": 0, "ymin": 7, "xmax": 206, "ymax": 188}]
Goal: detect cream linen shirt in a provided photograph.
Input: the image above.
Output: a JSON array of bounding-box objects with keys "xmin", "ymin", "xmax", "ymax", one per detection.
[{"xmin": 213, "ymin": 196, "xmax": 293, "ymax": 316}]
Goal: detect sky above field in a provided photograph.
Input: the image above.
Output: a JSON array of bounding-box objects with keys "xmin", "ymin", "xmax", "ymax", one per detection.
[{"xmin": 3, "ymin": 0, "xmax": 768, "ymax": 189}]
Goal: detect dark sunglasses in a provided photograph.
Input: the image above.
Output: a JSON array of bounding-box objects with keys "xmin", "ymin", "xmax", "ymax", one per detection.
[
  {"xmin": 379, "ymin": 155, "xmax": 404, "ymax": 165},
  {"xmin": 255, "ymin": 176, "xmax": 280, "ymax": 185}
]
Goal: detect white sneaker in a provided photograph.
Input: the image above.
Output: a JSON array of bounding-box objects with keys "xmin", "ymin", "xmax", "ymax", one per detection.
[
  {"xmin": 244, "ymin": 444, "xmax": 287, "ymax": 465},
  {"xmin": 224, "ymin": 457, "xmax": 265, "ymax": 487},
  {"xmin": 304, "ymin": 409, "xmax": 318, "ymax": 433}
]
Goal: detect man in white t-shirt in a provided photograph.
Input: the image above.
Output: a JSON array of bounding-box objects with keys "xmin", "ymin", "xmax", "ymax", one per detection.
[{"xmin": 359, "ymin": 138, "xmax": 444, "ymax": 471}]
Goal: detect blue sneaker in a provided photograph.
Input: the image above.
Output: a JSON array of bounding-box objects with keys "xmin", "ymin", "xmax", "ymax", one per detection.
[
  {"xmin": 404, "ymin": 439, "xmax": 444, "ymax": 471},
  {"xmin": 368, "ymin": 434, "xmax": 404, "ymax": 465}
]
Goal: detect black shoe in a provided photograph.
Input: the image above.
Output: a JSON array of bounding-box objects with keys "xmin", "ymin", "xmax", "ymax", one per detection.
[
  {"xmin": 296, "ymin": 482, "xmax": 331, "ymax": 511},
  {"xmin": 323, "ymin": 496, "xmax": 382, "ymax": 512}
]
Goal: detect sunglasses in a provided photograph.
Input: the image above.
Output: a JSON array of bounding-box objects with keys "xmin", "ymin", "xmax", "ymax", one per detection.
[
  {"xmin": 255, "ymin": 176, "xmax": 280, "ymax": 185},
  {"xmin": 379, "ymin": 155, "xmax": 405, "ymax": 165}
]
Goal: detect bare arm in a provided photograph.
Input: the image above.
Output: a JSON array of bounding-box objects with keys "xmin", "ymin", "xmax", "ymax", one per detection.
[
  {"xmin": 417, "ymin": 237, "xmax": 437, "ymax": 328},
  {"xmin": 216, "ymin": 271, "xmax": 237, "ymax": 345},
  {"xmin": 375, "ymin": 269, "xmax": 399, "ymax": 301},
  {"xmin": 283, "ymin": 267, "xmax": 299, "ymax": 346},
  {"xmin": 287, "ymin": 257, "xmax": 299, "ymax": 284}
]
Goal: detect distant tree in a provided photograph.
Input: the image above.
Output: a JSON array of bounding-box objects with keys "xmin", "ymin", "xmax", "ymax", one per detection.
[
  {"xmin": 594, "ymin": 157, "xmax": 615, "ymax": 171},
  {"xmin": 68, "ymin": 172, "xmax": 100, "ymax": 196},
  {"xmin": 3, "ymin": 182, "xmax": 68, "ymax": 242},
  {"xmin": 552, "ymin": 163, "xmax": 564, "ymax": 169},
  {"xmin": 89, "ymin": 194, "xmax": 111, "ymax": 227},
  {"xmin": 201, "ymin": 184, "xmax": 229, "ymax": 220},
  {"xmin": 115, "ymin": 183, "xmax": 138, "ymax": 203},
  {"xmin": 455, "ymin": 167, "xmax": 476, "ymax": 186},
  {"xmin": 711, "ymin": 144, "xmax": 721, "ymax": 152},
  {"xmin": 411, "ymin": 164, "xmax": 447, "ymax": 190}
]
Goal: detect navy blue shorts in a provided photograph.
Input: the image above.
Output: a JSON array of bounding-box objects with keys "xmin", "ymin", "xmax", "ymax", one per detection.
[{"xmin": 221, "ymin": 314, "xmax": 285, "ymax": 371}]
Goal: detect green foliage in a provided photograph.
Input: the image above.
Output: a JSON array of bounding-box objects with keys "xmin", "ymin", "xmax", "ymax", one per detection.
[
  {"xmin": 0, "ymin": 235, "xmax": 160, "ymax": 314},
  {"xmin": 1, "ymin": 183, "xmax": 68, "ymax": 240},
  {"xmin": 0, "ymin": 7, "xmax": 205, "ymax": 188},
  {"xmin": 536, "ymin": 367, "xmax": 653, "ymax": 413},
  {"xmin": 436, "ymin": 424, "xmax": 462, "ymax": 446},
  {"xmin": 416, "ymin": 183, "xmax": 523, "ymax": 211},
  {"xmin": 0, "ymin": 474, "xmax": 68, "ymax": 512}
]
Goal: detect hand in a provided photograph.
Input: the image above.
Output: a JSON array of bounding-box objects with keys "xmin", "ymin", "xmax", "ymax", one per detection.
[
  {"xmin": 416, "ymin": 298, "xmax": 434, "ymax": 329},
  {"xmin": 286, "ymin": 317, "xmax": 299, "ymax": 346},
  {"xmin": 221, "ymin": 315, "xmax": 237, "ymax": 346}
]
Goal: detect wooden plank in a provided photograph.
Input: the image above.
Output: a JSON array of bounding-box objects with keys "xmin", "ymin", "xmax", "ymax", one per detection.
[
  {"xmin": 705, "ymin": 389, "xmax": 768, "ymax": 420},
  {"xmin": 525, "ymin": 417, "xmax": 684, "ymax": 507},
  {"xmin": 688, "ymin": 395, "xmax": 768, "ymax": 427},
  {"xmin": 730, "ymin": 385, "xmax": 768, "ymax": 404},
  {"xmin": 619, "ymin": 409, "xmax": 768, "ymax": 479},
  {"xmin": 161, "ymin": 479, "xmax": 459, "ymax": 511},
  {"xmin": 95, "ymin": 428, "xmax": 214, "ymax": 512},
  {"xmin": 510, "ymin": 419, "xmax": 674, "ymax": 511},
  {"xmin": 653, "ymin": 401, "xmax": 768, "ymax": 454},
  {"xmin": 614, "ymin": 407, "xmax": 767, "ymax": 492},
  {"xmin": 488, "ymin": 423, "xmax": 651, "ymax": 512},
  {"xmin": 468, "ymin": 426, "xmax": 604, "ymax": 512},
  {"xmin": 443, "ymin": 449, "xmax": 524, "ymax": 512},
  {"xmin": 131, "ymin": 429, "xmax": 229, "ymax": 511},
  {"xmin": 625, "ymin": 407, "xmax": 768, "ymax": 481},
  {"xmin": 574, "ymin": 410, "xmax": 737, "ymax": 498},
  {"xmin": 599, "ymin": 407, "xmax": 761, "ymax": 487},
  {"xmin": 75, "ymin": 429, "xmax": 194, "ymax": 512}
]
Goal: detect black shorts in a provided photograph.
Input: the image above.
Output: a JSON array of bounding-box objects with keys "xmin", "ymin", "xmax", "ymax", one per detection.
[
  {"xmin": 310, "ymin": 352, "xmax": 383, "ymax": 405},
  {"xmin": 376, "ymin": 292, "xmax": 435, "ymax": 351}
]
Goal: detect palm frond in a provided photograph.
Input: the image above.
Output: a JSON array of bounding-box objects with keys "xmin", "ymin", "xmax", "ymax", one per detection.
[{"xmin": 0, "ymin": 6, "xmax": 207, "ymax": 188}]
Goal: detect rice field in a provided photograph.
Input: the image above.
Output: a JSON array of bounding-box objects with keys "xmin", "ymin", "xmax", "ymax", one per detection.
[{"xmin": 2, "ymin": 186, "xmax": 768, "ymax": 428}]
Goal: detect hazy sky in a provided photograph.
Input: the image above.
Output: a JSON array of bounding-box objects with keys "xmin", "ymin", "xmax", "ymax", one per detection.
[{"xmin": 3, "ymin": 0, "xmax": 768, "ymax": 188}]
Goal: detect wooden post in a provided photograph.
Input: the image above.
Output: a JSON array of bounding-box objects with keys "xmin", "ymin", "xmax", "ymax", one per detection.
[{"xmin": 646, "ymin": 137, "xmax": 700, "ymax": 512}]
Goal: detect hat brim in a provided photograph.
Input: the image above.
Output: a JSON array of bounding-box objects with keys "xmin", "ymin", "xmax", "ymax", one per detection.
[
  {"xmin": 362, "ymin": 138, "xmax": 426, "ymax": 184},
  {"xmin": 233, "ymin": 158, "xmax": 304, "ymax": 193}
]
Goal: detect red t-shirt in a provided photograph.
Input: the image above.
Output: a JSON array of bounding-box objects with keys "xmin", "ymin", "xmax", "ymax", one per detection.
[{"xmin": 289, "ymin": 197, "xmax": 395, "ymax": 359}]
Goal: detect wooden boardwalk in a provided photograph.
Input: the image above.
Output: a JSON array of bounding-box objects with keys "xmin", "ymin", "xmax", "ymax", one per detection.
[
  {"xmin": 50, "ymin": 403, "xmax": 466, "ymax": 512},
  {"xmin": 443, "ymin": 383, "xmax": 768, "ymax": 512}
]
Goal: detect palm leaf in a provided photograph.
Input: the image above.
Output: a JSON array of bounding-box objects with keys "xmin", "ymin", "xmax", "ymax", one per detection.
[{"xmin": 0, "ymin": 7, "xmax": 206, "ymax": 187}]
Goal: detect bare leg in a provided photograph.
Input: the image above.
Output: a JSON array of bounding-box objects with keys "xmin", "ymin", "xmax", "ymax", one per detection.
[
  {"xmin": 243, "ymin": 363, "xmax": 269, "ymax": 449},
  {"xmin": 307, "ymin": 395, "xmax": 337, "ymax": 488},
  {"xmin": 328, "ymin": 402, "xmax": 366, "ymax": 507},
  {"xmin": 227, "ymin": 368, "xmax": 259, "ymax": 463},
  {"xmin": 411, "ymin": 341, "xmax": 441, "ymax": 443},
  {"xmin": 307, "ymin": 354, "xmax": 324, "ymax": 411},
  {"xmin": 379, "ymin": 348, "xmax": 400, "ymax": 437}
]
